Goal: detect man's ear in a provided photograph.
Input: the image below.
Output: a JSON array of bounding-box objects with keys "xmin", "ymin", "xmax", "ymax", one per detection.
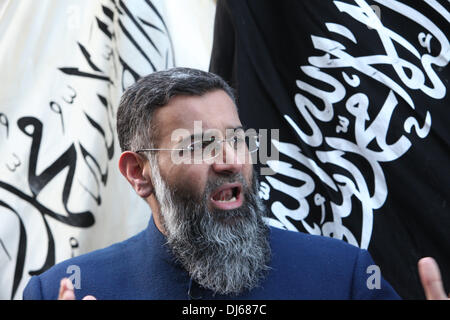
[{"xmin": 118, "ymin": 151, "xmax": 153, "ymax": 198}]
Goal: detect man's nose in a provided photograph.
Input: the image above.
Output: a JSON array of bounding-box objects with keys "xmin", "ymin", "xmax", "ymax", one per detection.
[{"xmin": 211, "ymin": 142, "xmax": 243, "ymax": 175}]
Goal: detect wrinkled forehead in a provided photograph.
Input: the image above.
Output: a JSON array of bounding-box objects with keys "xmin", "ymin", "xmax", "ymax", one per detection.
[{"xmin": 153, "ymin": 90, "xmax": 242, "ymax": 143}]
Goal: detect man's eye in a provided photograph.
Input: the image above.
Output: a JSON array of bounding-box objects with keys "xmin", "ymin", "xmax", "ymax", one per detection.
[
  {"xmin": 189, "ymin": 139, "xmax": 214, "ymax": 151},
  {"xmin": 202, "ymin": 140, "xmax": 215, "ymax": 149},
  {"xmin": 233, "ymin": 136, "xmax": 245, "ymax": 149}
]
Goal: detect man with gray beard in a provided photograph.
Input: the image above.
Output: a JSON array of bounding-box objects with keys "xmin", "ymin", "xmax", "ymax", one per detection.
[
  {"xmin": 150, "ymin": 152, "xmax": 271, "ymax": 295},
  {"xmin": 23, "ymin": 68, "xmax": 446, "ymax": 300}
]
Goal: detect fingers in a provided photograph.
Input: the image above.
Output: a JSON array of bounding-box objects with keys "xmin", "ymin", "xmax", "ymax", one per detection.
[
  {"xmin": 418, "ymin": 257, "xmax": 448, "ymax": 300},
  {"xmin": 58, "ymin": 278, "xmax": 97, "ymax": 300},
  {"xmin": 58, "ymin": 278, "xmax": 75, "ymax": 300}
]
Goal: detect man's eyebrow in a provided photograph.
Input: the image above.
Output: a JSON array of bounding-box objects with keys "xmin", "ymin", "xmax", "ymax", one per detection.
[
  {"xmin": 227, "ymin": 126, "xmax": 245, "ymax": 131},
  {"xmin": 178, "ymin": 126, "xmax": 246, "ymax": 144},
  {"xmin": 178, "ymin": 132, "xmax": 203, "ymax": 144}
]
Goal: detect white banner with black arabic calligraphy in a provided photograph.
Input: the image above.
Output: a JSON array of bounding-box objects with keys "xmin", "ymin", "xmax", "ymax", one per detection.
[{"xmin": 0, "ymin": 0, "xmax": 216, "ymax": 299}]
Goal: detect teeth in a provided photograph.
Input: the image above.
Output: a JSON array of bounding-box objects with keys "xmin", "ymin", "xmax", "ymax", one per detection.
[{"xmin": 216, "ymin": 196, "xmax": 236, "ymax": 203}]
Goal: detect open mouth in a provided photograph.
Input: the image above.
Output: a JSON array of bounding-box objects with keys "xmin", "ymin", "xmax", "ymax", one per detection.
[{"xmin": 210, "ymin": 183, "xmax": 243, "ymax": 210}]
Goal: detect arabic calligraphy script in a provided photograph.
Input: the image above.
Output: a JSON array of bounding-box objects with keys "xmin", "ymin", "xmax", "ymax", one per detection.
[{"xmin": 263, "ymin": 0, "xmax": 448, "ymax": 249}]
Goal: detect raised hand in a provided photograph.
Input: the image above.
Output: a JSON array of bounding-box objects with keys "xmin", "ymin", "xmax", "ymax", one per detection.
[
  {"xmin": 418, "ymin": 257, "xmax": 449, "ymax": 300},
  {"xmin": 58, "ymin": 278, "xmax": 96, "ymax": 300}
]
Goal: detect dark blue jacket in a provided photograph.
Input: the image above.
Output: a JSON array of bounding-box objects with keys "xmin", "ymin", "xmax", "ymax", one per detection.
[{"xmin": 23, "ymin": 217, "xmax": 400, "ymax": 300}]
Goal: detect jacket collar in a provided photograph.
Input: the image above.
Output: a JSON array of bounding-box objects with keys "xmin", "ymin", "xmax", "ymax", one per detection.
[{"xmin": 145, "ymin": 214, "xmax": 182, "ymax": 264}]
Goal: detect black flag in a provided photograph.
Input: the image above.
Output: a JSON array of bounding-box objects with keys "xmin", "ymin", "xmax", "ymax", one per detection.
[{"xmin": 210, "ymin": 0, "xmax": 450, "ymax": 299}]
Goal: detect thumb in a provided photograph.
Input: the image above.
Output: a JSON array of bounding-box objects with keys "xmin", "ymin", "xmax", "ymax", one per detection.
[
  {"xmin": 418, "ymin": 257, "xmax": 448, "ymax": 300},
  {"xmin": 58, "ymin": 278, "xmax": 75, "ymax": 300}
]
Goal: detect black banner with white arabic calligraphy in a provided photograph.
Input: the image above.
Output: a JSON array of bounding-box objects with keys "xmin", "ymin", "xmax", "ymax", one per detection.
[{"xmin": 210, "ymin": 0, "xmax": 450, "ymax": 299}]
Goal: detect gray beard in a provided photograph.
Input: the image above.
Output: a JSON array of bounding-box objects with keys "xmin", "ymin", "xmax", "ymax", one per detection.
[{"xmin": 149, "ymin": 158, "xmax": 271, "ymax": 296}]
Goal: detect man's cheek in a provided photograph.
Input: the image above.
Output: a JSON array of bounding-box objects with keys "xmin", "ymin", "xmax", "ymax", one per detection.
[
  {"xmin": 173, "ymin": 175, "xmax": 205, "ymax": 200},
  {"xmin": 244, "ymin": 165, "xmax": 254, "ymax": 189}
]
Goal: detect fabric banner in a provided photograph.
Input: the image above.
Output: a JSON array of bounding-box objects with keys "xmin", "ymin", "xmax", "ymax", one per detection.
[
  {"xmin": 0, "ymin": 0, "xmax": 215, "ymax": 299},
  {"xmin": 210, "ymin": 0, "xmax": 449, "ymax": 299}
]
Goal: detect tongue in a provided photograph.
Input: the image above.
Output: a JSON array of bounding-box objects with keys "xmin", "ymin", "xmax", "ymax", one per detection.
[{"xmin": 213, "ymin": 188, "xmax": 233, "ymax": 201}]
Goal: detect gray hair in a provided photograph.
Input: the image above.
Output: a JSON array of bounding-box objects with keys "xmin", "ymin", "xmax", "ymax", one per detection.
[{"xmin": 116, "ymin": 67, "xmax": 236, "ymax": 152}]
